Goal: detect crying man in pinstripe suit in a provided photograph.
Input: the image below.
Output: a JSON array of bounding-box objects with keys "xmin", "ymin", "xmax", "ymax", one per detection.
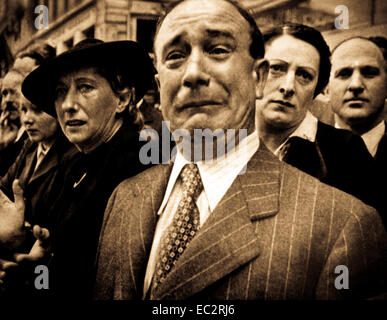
[{"xmin": 94, "ymin": 0, "xmax": 387, "ymax": 300}]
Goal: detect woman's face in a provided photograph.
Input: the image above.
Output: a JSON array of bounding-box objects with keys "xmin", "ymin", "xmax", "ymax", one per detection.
[
  {"xmin": 257, "ymin": 35, "xmax": 320, "ymax": 130},
  {"xmin": 54, "ymin": 67, "xmax": 123, "ymax": 152},
  {"xmin": 20, "ymin": 98, "xmax": 58, "ymax": 143}
]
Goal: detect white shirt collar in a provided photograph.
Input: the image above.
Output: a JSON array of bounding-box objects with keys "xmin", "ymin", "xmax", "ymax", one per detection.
[
  {"xmin": 37, "ymin": 140, "xmax": 54, "ymax": 158},
  {"xmin": 157, "ymin": 130, "xmax": 260, "ymax": 214},
  {"xmin": 335, "ymin": 120, "xmax": 386, "ymax": 157},
  {"xmin": 361, "ymin": 121, "xmax": 385, "ymax": 157},
  {"xmin": 274, "ymin": 111, "xmax": 318, "ymax": 157}
]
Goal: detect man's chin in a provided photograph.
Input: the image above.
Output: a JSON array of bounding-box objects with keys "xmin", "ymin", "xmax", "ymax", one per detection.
[
  {"xmin": 340, "ymin": 110, "xmax": 372, "ymax": 125},
  {"xmin": 265, "ymin": 115, "xmax": 296, "ymax": 130},
  {"xmin": 173, "ymin": 121, "xmax": 221, "ymax": 134}
]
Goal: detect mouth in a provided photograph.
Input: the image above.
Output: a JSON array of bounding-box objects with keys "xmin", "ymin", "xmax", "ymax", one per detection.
[
  {"xmin": 179, "ymin": 101, "xmax": 222, "ymax": 110},
  {"xmin": 65, "ymin": 120, "xmax": 86, "ymax": 127},
  {"xmin": 344, "ymin": 97, "xmax": 369, "ymax": 104},
  {"xmin": 5, "ymin": 103, "xmax": 18, "ymax": 112},
  {"xmin": 26, "ymin": 128, "xmax": 39, "ymax": 134},
  {"xmin": 270, "ymin": 100, "xmax": 295, "ymax": 108}
]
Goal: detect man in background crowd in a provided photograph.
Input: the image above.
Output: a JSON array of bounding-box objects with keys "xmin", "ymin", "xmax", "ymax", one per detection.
[
  {"xmin": 255, "ymin": 24, "xmax": 382, "ymax": 222},
  {"xmin": 0, "ymin": 43, "xmax": 56, "ymax": 176},
  {"xmin": 0, "ymin": 68, "xmax": 26, "ymax": 176},
  {"xmin": 329, "ymin": 37, "xmax": 386, "ymax": 161},
  {"xmin": 329, "ymin": 37, "xmax": 386, "ymax": 217}
]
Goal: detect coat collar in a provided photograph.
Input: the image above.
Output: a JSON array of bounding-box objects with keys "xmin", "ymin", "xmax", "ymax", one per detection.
[
  {"xmin": 151, "ymin": 143, "xmax": 281, "ymax": 299},
  {"xmin": 29, "ymin": 143, "xmax": 59, "ymax": 183}
]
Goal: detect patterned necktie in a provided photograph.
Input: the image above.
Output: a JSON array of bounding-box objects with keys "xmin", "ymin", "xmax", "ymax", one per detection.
[{"xmin": 152, "ymin": 163, "xmax": 203, "ymax": 291}]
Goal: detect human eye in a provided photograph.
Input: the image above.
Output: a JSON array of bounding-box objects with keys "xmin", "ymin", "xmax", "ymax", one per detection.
[
  {"xmin": 361, "ymin": 66, "xmax": 380, "ymax": 78},
  {"xmin": 207, "ymin": 44, "xmax": 231, "ymax": 59},
  {"xmin": 269, "ymin": 63, "xmax": 286, "ymax": 76},
  {"xmin": 335, "ymin": 68, "xmax": 352, "ymax": 79},
  {"xmin": 78, "ymin": 83, "xmax": 94, "ymax": 94},
  {"xmin": 166, "ymin": 50, "xmax": 185, "ymax": 61},
  {"xmin": 296, "ymin": 69, "xmax": 314, "ymax": 83},
  {"xmin": 165, "ymin": 49, "xmax": 186, "ymax": 68}
]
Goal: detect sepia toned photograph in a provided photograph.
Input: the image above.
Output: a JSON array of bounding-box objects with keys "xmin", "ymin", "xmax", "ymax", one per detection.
[{"xmin": 0, "ymin": 0, "xmax": 386, "ymax": 309}]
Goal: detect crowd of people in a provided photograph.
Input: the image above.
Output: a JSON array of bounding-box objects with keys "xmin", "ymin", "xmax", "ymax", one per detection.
[{"xmin": 0, "ymin": 0, "xmax": 386, "ymax": 300}]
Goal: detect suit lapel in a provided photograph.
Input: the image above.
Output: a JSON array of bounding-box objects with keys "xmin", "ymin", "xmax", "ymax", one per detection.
[
  {"xmin": 29, "ymin": 144, "xmax": 59, "ymax": 183},
  {"xmin": 375, "ymin": 125, "xmax": 387, "ymax": 162},
  {"xmin": 152, "ymin": 144, "xmax": 282, "ymax": 299},
  {"xmin": 18, "ymin": 149, "xmax": 38, "ymax": 188},
  {"xmin": 128, "ymin": 163, "xmax": 173, "ymax": 298}
]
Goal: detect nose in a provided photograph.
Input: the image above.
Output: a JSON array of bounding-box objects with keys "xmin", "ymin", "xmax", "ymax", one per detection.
[
  {"xmin": 59, "ymin": 86, "xmax": 79, "ymax": 113},
  {"xmin": 348, "ymin": 70, "xmax": 365, "ymax": 95},
  {"xmin": 182, "ymin": 50, "xmax": 210, "ymax": 89},
  {"xmin": 4, "ymin": 101, "xmax": 19, "ymax": 115},
  {"xmin": 279, "ymin": 72, "xmax": 295, "ymax": 98}
]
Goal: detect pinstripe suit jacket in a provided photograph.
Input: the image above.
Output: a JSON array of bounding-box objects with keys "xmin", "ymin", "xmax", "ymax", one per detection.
[{"xmin": 94, "ymin": 144, "xmax": 387, "ymax": 300}]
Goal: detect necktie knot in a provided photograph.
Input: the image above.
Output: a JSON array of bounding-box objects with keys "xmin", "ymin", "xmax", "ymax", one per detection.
[{"xmin": 180, "ymin": 163, "xmax": 203, "ymax": 199}]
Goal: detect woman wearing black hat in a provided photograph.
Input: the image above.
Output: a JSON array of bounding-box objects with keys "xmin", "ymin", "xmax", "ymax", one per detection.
[{"xmin": 0, "ymin": 39, "xmax": 155, "ymax": 299}]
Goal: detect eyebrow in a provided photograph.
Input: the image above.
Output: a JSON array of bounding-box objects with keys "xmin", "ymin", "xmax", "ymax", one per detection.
[
  {"xmin": 297, "ymin": 66, "xmax": 317, "ymax": 75},
  {"xmin": 74, "ymin": 77, "xmax": 97, "ymax": 84},
  {"xmin": 269, "ymin": 59, "xmax": 317, "ymax": 73},
  {"xmin": 268, "ymin": 59, "xmax": 286, "ymax": 64},
  {"xmin": 205, "ymin": 29, "xmax": 235, "ymax": 40},
  {"xmin": 334, "ymin": 65, "xmax": 380, "ymax": 74},
  {"xmin": 56, "ymin": 77, "xmax": 97, "ymax": 87},
  {"xmin": 161, "ymin": 34, "xmax": 186, "ymax": 61},
  {"xmin": 160, "ymin": 29, "xmax": 237, "ymax": 58}
]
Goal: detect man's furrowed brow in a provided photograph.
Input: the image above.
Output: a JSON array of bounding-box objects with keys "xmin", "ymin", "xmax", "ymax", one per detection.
[
  {"xmin": 206, "ymin": 29, "xmax": 235, "ymax": 40},
  {"xmin": 161, "ymin": 34, "xmax": 185, "ymax": 59}
]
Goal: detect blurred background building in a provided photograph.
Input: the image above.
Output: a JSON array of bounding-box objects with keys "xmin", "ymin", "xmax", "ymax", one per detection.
[
  {"xmin": 1, "ymin": 0, "xmax": 386, "ymax": 121},
  {"xmin": 1, "ymin": 0, "xmax": 386, "ymax": 77}
]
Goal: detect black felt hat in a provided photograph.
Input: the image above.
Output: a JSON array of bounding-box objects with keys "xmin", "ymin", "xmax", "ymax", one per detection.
[{"xmin": 22, "ymin": 38, "xmax": 155, "ymax": 116}]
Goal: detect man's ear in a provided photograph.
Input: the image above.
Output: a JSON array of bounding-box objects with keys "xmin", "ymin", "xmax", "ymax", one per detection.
[
  {"xmin": 116, "ymin": 87, "xmax": 134, "ymax": 113},
  {"xmin": 254, "ymin": 59, "xmax": 269, "ymax": 99},
  {"xmin": 154, "ymin": 74, "xmax": 163, "ymax": 111}
]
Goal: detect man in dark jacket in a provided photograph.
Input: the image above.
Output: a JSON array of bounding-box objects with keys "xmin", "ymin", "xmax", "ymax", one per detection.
[
  {"xmin": 328, "ymin": 36, "xmax": 387, "ymax": 226},
  {"xmin": 256, "ymin": 24, "xmax": 384, "ymax": 225}
]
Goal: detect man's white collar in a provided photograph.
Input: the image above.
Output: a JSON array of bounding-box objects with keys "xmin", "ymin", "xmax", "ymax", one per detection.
[
  {"xmin": 274, "ymin": 111, "xmax": 318, "ymax": 157},
  {"xmin": 157, "ymin": 130, "xmax": 259, "ymax": 214}
]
